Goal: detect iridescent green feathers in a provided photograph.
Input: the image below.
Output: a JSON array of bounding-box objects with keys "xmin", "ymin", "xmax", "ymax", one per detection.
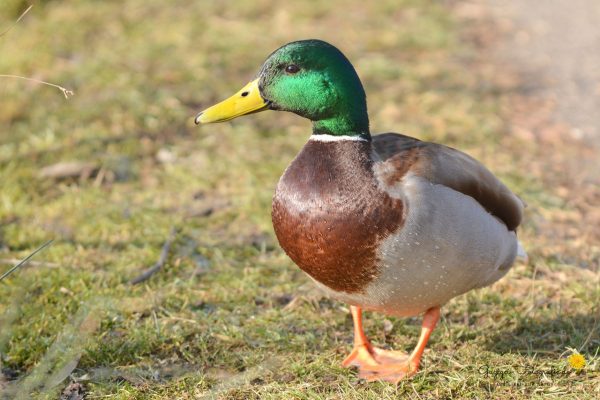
[{"xmin": 258, "ymin": 40, "xmax": 370, "ymax": 137}]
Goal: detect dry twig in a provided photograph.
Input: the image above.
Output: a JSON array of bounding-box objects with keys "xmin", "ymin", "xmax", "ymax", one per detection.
[
  {"xmin": 0, "ymin": 4, "xmax": 33, "ymax": 38},
  {"xmin": 130, "ymin": 227, "xmax": 177, "ymax": 285},
  {"xmin": 0, "ymin": 239, "xmax": 54, "ymax": 282},
  {"xmin": 0, "ymin": 5, "xmax": 74, "ymax": 98},
  {"xmin": 0, "ymin": 74, "xmax": 74, "ymax": 98},
  {"xmin": 0, "ymin": 258, "xmax": 59, "ymax": 268}
]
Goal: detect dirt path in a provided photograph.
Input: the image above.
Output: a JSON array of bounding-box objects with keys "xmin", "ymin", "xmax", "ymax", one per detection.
[
  {"xmin": 484, "ymin": 0, "xmax": 600, "ymax": 144},
  {"xmin": 457, "ymin": 1, "xmax": 600, "ymax": 270}
]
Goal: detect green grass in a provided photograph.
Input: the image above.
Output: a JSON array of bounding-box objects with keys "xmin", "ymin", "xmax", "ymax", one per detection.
[{"xmin": 1, "ymin": 0, "xmax": 599, "ymax": 399}]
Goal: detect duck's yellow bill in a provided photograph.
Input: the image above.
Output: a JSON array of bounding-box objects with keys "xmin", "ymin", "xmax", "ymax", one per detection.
[{"xmin": 194, "ymin": 79, "xmax": 268, "ymax": 124}]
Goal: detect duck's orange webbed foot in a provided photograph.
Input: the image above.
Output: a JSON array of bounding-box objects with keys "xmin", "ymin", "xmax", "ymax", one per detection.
[
  {"xmin": 342, "ymin": 340, "xmax": 409, "ymax": 369},
  {"xmin": 342, "ymin": 306, "xmax": 440, "ymax": 383},
  {"xmin": 357, "ymin": 356, "xmax": 417, "ymax": 382},
  {"xmin": 342, "ymin": 340, "xmax": 378, "ymax": 368}
]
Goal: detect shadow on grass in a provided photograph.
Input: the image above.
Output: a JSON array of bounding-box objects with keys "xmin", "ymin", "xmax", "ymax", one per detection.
[{"xmin": 485, "ymin": 313, "xmax": 599, "ymax": 357}]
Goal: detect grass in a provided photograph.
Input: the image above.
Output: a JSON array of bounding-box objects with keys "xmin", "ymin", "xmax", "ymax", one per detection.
[{"xmin": 0, "ymin": 0, "xmax": 599, "ymax": 398}]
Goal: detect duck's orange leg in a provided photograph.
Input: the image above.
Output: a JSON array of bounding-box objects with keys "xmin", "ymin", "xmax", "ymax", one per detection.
[
  {"xmin": 341, "ymin": 306, "xmax": 379, "ymax": 368},
  {"xmin": 342, "ymin": 306, "xmax": 441, "ymax": 383},
  {"xmin": 342, "ymin": 306, "xmax": 409, "ymax": 371}
]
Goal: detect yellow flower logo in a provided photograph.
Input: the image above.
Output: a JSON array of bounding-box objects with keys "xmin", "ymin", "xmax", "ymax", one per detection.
[{"xmin": 567, "ymin": 353, "xmax": 586, "ymax": 370}]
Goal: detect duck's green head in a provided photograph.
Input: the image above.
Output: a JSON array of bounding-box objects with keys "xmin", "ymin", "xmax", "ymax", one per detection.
[{"xmin": 195, "ymin": 40, "xmax": 369, "ymax": 138}]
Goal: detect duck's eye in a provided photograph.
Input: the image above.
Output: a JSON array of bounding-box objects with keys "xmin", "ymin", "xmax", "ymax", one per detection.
[{"xmin": 284, "ymin": 64, "xmax": 300, "ymax": 74}]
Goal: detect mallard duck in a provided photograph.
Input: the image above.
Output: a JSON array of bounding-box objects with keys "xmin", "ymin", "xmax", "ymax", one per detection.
[{"xmin": 194, "ymin": 39, "xmax": 524, "ymax": 382}]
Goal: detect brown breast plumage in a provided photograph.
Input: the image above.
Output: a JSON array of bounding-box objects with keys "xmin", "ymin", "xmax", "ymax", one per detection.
[{"xmin": 271, "ymin": 139, "xmax": 405, "ymax": 294}]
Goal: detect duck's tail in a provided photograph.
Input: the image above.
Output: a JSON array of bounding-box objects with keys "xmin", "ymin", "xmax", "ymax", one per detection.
[{"xmin": 516, "ymin": 240, "xmax": 529, "ymax": 264}]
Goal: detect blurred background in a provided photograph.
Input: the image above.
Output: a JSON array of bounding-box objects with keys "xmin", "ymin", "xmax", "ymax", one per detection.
[
  {"xmin": 0, "ymin": 0, "xmax": 598, "ymax": 398},
  {"xmin": 486, "ymin": 0, "xmax": 600, "ymax": 143}
]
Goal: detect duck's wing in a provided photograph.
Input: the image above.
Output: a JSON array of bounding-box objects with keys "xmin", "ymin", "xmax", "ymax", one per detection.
[{"xmin": 373, "ymin": 133, "xmax": 524, "ymax": 231}]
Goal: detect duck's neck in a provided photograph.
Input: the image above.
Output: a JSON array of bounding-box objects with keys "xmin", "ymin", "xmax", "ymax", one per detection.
[{"xmin": 312, "ymin": 111, "xmax": 371, "ymax": 141}]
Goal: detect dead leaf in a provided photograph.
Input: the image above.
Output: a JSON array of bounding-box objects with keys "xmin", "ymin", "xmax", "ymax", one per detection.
[
  {"xmin": 46, "ymin": 355, "xmax": 81, "ymax": 390},
  {"xmin": 38, "ymin": 161, "xmax": 98, "ymax": 180},
  {"xmin": 60, "ymin": 382, "xmax": 85, "ymax": 400}
]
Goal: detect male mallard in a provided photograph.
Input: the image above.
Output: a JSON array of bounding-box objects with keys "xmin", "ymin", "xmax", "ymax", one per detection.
[{"xmin": 195, "ymin": 40, "xmax": 523, "ymax": 382}]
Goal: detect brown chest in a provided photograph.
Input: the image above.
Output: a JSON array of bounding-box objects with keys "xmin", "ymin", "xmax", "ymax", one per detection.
[{"xmin": 271, "ymin": 139, "xmax": 404, "ymax": 294}]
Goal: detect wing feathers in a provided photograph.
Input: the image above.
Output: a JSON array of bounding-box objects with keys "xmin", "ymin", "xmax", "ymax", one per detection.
[{"xmin": 373, "ymin": 133, "xmax": 524, "ymax": 231}]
